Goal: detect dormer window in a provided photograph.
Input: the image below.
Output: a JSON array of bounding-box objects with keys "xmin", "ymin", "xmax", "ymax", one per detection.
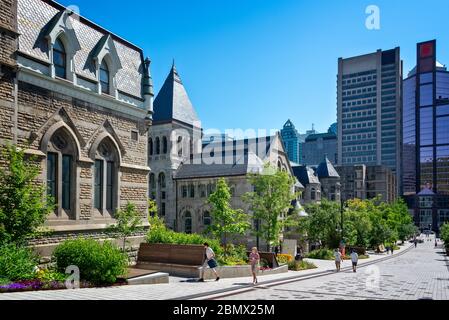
[
  {"xmin": 53, "ymin": 38, "xmax": 67, "ymax": 79},
  {"xmin": 100, "ymin": 60, "xmax": 110, "ymax": 94}
]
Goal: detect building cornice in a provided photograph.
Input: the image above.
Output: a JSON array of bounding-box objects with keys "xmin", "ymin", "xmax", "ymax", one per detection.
[{"xmin": 17, "ymin": 67, "xmax": 147, "ymax": 119}]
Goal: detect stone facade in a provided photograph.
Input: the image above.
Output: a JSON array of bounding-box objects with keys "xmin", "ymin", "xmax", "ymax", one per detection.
[
  {"xmin": 0, "ymin": 0, "xmax": 154, "ymax": 254},
  {"xmin": 336, "ymin": 164, "xmax": 397, "ymax": 203}
]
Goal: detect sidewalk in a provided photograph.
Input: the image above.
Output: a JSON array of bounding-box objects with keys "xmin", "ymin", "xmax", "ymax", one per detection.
[{"xmin": 0, "ymin": 242, "xmax": 413, "ymax": 300}]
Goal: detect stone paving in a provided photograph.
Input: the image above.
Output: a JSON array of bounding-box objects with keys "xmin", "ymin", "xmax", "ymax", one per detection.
[
  {"xmin": 0, "ymin": 242, "xmax": 442, "ymax": 300},
  {"xmin": 212, "ymin": 236, "xmax": 449, "ymax": 300}
]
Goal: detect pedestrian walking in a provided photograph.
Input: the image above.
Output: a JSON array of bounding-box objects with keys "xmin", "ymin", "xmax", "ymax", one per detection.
[
  {"xmin": 350, "ymin": 250, "xmax": 358, "ymax": 273},
  {"xmin": 414, "ymin": 239, "xmax": 418, "ymax": 248},
  {"xmin": 386, "ymin": 246, "xmax": 390, "ymax": 254},
  {"xmin": 249, "ymin": 247, "xmax": 260, "ymax": 284},
  {"xmin": 390, "ymin": 245, "xmax": 394, "ymax": 255},
  {"xmin": 334, "ymin": 249, "xmax": 342, "ymax": 272},
  {"xmin": 198, "ymin": 242, "xmax": 220, "ymax": 282},
  {"xmin": 435, "ymin": 239, "xmax": 438, "ymax": 248}
]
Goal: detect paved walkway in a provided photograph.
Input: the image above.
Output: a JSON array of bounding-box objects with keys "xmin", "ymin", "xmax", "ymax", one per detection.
[
  {"xmin": 0, "ymin": 242, "xmax": 419, "ymax": 300},
  {"xmin": 208, "ymin": 236, "xmax": 449, "ymax": 300}
]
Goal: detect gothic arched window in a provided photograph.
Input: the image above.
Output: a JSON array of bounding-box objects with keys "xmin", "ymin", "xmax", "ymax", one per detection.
[
  {"xmin": 203, "ymin": 211, "xmax": 211, "ymax": 227},
  {"xmin": 156, "ymin": 137, "xmax": 160, "ymax": 155},
  {"xmin": 185, "ymin": 212, "xmax": 192, "ymax": 234},
  {"xmin": 46, "ymin": 127, "xmax": 77, "ymax": 218},
  {"xmin": 162, "ymin": 136, "xmax": 168, "ymax": 154},
  {"xmin": 158, "ymin": 172, "xmax": 166, "ymax": 216},
  {"xmin": 100, "ymin": 60, "xmax": 110, "ymax": 94},
  {"xmin": 149, "ymin": 138, "xmax": 153, "ymax": 156},
  {"xmin": 53, "ymin": 38, "xmax": 66, "ymax": 79},
  {"xmin": 149, "ymin": 173, "xmax": 156, "ymax": 199},
  {"xmin": 94, "ymin": 138, "xmax": 119, "ymax": 214}
]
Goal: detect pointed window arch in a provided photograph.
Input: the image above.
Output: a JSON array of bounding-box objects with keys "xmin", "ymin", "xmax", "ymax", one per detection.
[
  {"xmin": 100, "ymin": 60, "xmax": 110, "ymax": 94},
  {"xmin": 149, "ymin": 138, "xmax": 153, "ymax": 156},
  {"xmin": 155, "ymin": 137, "xmax": 161, "ymax": 155},
  {"xmin": 158, "ymin": 172, "xmax": 166, "ymax": 216},
  {"xmin": 162, "ymin": 136, "xmax": 168, "ymax": 154},
  {"xmin": 184, "ymin": 211, "xmax": 192, "ymax": 234},
  {"xmin": 93, "ymin": 137, "xmax": 119, "ymax": 215},
  {"xmin": 53, "ymin": 37, "xmax": 67, "ymax": 79},
  {"xmin": 149, "ymin": 173, "xmax": 156, "ymax": 199},
  {"xmin": 46, "ymin": 127, "xmax": 78, "ymax": 219}
]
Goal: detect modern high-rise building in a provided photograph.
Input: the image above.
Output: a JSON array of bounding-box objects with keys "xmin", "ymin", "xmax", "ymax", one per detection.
[
  {"xmin": 302, "ymin": 128, "xmax": 337, "ymax": 165},
  {"xmin": 337, "ymin": 48, "xmax": 402, "ymax": 193},
  {"xmin": 402, "ymin": 40, "xmax": 449, "ymax": 232},
  {"xmin": 281, "ymin": 120, "xmax": 301, "ymax": 163}
]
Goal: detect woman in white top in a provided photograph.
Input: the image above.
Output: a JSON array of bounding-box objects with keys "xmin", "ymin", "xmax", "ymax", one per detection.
[{"xmin": 334, "ymin": 249, "xmax": 342, "ymax": 272}]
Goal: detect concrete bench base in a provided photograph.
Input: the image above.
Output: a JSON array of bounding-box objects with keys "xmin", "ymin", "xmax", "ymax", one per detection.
[{"xmin": 127, "ymin": 272, "xmax": 169, "ymax": 285}]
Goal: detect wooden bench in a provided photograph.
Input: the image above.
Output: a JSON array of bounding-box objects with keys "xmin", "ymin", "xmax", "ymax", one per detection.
[{"xmin": 135, "ymin": 243, "xmax": 205, "ymax": 278}]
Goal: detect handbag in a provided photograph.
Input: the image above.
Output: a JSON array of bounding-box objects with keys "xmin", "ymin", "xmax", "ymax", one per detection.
[{"xmin": 207, "ymin": 258, "xmax": 218, "ymax": 268}]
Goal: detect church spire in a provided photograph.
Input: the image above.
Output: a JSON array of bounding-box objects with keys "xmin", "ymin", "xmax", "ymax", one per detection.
[{"xmin": 153, "ymin": 63, "xmax": 199, "ymax": 127}]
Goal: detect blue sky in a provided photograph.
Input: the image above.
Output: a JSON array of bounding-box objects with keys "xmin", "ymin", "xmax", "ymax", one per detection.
[{"xmin": 59, "ymin": 0, "xmax": 449, "ymax": 134}]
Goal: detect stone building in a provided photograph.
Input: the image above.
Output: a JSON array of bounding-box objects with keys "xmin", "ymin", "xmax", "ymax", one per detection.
[
  {"xmin": 291, "ymin": 157, "xmax": 341, "ymax": 204},
  {"xmin": 0, "ymin": 0, "xmax": 153, "ymax": 254},
  {"xmin": 146, "ymin": 62, "xmax": 298, "ymax": 235},
  {"xmin": 335, "ymin": 164, "xmax": 397, "ymax": 203}
]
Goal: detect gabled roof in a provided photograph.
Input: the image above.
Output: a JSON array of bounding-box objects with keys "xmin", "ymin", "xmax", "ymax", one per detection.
[
  {"xmin": 173, "ymin": 152, "xmax": 264, "ymax": 180},
  {"xmin": 153, "ymin": 64, "xmax": 200, "ymax": 127},
  {"xmin": 292, "ymin": 165, "xmax": 320, "ymax": 186},
  {"xmin": 316, "ymin": 156, "xmax": 340, "ymax": 179}
]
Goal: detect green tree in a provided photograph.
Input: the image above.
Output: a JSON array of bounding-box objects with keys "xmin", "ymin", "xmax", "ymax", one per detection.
[
  {"xmin": 304, "ymin": 200, "xmax": 341, "ymax": 248},
  {"xmin": 440, "ymin": 223, "xmax": 449, "ymax": 249},
  {"xmin": 243, "ymin": 164, "xmax": 297, "ymax": 251},
  {"xmin": 0, "ymin": 145, "xmax": 53, "ymax": 245},
  {"xmin": 148, "ymin": 198, "xmax": 158, "ymax": 217},
  {"xmin": 345, "ymin": 199, "xmax": 373, "ymax": 247},
  {"xmin": 207, "ymin": 178, "xmax": 250, "ymax": 251},
  {"xmin": 106, "ymin": 202, "xmax": 143, "ymax": 252}
]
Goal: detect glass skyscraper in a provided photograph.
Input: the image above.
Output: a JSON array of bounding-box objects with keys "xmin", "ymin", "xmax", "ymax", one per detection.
[
  {"xmin": 281, "ymin": 120, "xmax": 301, "ymax": 163},
  {"xmin": 403, "ymin": 40, "xmax": 449, "ymax": 232},
  {"xmin": 337, "ymin": 48, "xmax": 402, "ymax": 193}
]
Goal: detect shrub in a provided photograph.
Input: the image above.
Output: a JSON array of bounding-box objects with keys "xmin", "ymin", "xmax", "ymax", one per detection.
[
  {"xmin": 440, "ymin": 223, "xmax": 449, "ymax": 248},
  {"xmin": 217, "ymin": 244, "xmax": 248, "ymax": 266},
  {"xmin": 276, "ymin": 254, "xmax": 293, "ymax": 265},
  {"xmin": 288, "ymin": 260, "xmax": 317, "ymax": 271},
  {"xmin": 305, "ymin": 248, "xmax": 334, "ymax": 260},
  {"xmin": 0, "ymin": 244, "xmax": 38, "ymax": 281},
  {"xmin": 52, "ymin": 239, "xmax": 128, "ymax": 285}
]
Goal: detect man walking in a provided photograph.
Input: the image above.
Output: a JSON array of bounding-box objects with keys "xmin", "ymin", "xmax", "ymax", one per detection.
[
  {"xmin": 198, "ymin": 242, "xmax": 220, "ymax": 282},
  {"xmin": 334, "ymin": 249, "xmax": 342, "ymax": 272},
  {"xmin": 350, "ymin": 250, "xmax": 358, "ymax": 273}
]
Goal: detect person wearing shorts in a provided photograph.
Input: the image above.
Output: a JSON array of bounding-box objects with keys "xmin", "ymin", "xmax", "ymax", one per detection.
[
  {"xmin": 198, "ymin": 242, "xmax": 220, "ymax": 282},
  {"xmin": 350, "ymin": 250, "xmax": 358, "ymax": 272},
  {"xmin": 334, "ymin": 249, "xmax": 342, "ymax": 272},
  {"xmin": 249, "ymin": 247, "xmax": 260, "ymax": 284}
]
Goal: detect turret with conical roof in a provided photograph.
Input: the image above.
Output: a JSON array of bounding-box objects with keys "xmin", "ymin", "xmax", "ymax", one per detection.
[{"xmin": 153, "ymin": 63, "xmax": 200, "ymax": 127}]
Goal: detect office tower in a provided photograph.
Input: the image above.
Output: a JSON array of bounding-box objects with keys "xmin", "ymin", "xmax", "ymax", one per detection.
[
  {"xmin": 337, "ymin": 48, "xmax": 402, "ymax": 193},
  {"xmin": 403, "ymin": 40, "xmax": 449, "ymax": 231}
]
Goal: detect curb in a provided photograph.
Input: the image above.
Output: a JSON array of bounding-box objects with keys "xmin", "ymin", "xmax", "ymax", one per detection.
[{"xmin": 174, "ymin": 244, "xmax": 414, "ymax": 300}]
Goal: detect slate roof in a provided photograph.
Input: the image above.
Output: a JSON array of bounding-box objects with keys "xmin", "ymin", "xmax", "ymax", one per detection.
[
  {"xmin": 17, "ymin": 0, "xmax": 144, "ymax": 98},
  {"xmin": 292, "ymin": 165, "xmax": 320, "ymax": 186},
  {"xmin": 153, "ymin": 64, "xmax": 200, "ymax": 126},
  {"xmin": 316, "ymin": 157, "xmax": 340, "ymax": 179},
  {"xmin": 174, "ymin": 152, "xmax": 264, "ymax": 180}
]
